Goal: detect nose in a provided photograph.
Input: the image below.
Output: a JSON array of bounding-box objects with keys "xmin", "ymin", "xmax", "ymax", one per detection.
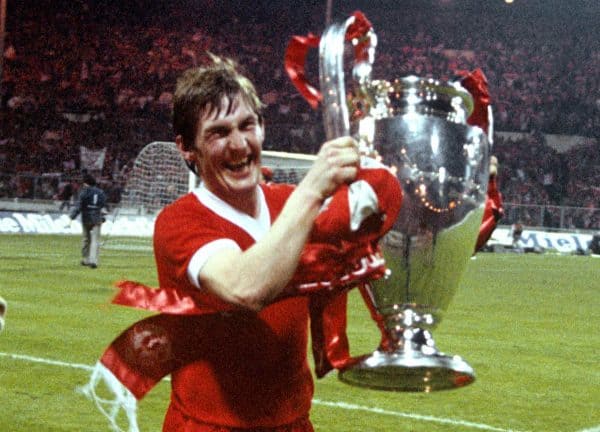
[{"xmin": 228, "ymin": 128, "xmax": 248, "ymax": 151}]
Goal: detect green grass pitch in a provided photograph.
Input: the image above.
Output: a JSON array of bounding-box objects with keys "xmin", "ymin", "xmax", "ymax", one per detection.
[{"xmin": 0, "ymin": 234, "xmax": 598, "ymax": 431}]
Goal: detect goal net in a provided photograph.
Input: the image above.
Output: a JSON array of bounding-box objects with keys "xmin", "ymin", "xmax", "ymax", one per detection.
[
  {"xmin": 119, "ymin": 141, "xmax": 191, "ymax": 214},
  {"xmin": 120, "ymin": 141, "xmax": 316, "ymax": 213}
]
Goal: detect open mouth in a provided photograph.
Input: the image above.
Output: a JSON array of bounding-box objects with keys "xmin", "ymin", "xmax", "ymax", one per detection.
[{"xmin": 225, "ymin": 156, "xmax": 253, "ymax": 173}]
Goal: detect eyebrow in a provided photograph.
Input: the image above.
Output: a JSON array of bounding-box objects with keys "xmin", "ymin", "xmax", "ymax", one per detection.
[
  {"xmin": 202, "ymin": 123, "xmax": 230, "ymax": 138},
  {"xmin": 202, "ymin": 114, "xmax": 258, "ymax": 136}
]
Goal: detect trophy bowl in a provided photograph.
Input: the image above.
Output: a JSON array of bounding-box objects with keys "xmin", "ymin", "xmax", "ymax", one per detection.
[{"xmin": 338, "ymin": 76, "xmax": 489, "ymax": 392}]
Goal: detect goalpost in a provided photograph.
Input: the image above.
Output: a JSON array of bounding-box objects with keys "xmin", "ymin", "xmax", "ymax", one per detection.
[{"xmin": 119, "ymin": 141, "xmax": 316, "ymax": 214}]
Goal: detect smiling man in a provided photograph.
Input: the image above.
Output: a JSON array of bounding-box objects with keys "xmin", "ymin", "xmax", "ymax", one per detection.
[{"xmin": 176, "ymin": 81, "xmax": 265, "ymax": 215}]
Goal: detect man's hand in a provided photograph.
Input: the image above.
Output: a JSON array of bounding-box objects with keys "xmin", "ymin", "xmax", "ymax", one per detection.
[{"xmin": 297, "ymin": 136, "xmax": 360, "ymax": 203}]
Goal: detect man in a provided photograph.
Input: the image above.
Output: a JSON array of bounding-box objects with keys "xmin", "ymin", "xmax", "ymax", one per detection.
[
  {"xmin": 161, "ymin": 57, "xmax": 404, "ymax": 430},
  {"xmin": 510, "ymin": 221, "xmax": 524, "ymax": 249},
  {"xmin": 57, "ymin": 177, "xmax": 75, "ymax": 212},
  {"xmin": 70, "ymin": 173, "xmax": 107, "ymax": 269},
  {"xmin": 89, "ymin": 56, "xmax": 401, "ymax": 432},
  {"xmin": 0, "ymin": 296, "xmax": 6, "ymax": 332},
  {"xmin": 589, "ymin": 232, "xmax": 600, "ymax": 255}
]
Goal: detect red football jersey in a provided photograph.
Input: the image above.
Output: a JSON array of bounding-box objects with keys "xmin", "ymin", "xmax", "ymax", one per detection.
[
  {"xmin": 99, "ymin": 164, "xmax": 402, "ymax": 430},
  {"xmin": 153, "ymin": 184, "xmax": 314, "ymax": 429}
]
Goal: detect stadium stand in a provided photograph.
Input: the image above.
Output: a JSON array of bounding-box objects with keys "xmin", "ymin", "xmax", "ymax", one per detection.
[{"xmin": 0, "ymin": 0, "xmax": 598, "ymax": 229}]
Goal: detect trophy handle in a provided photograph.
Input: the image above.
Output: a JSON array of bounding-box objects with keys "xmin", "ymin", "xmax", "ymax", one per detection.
[
  {"xmin": 284, "ymin": 33, "xmax": 321, "ymax": 109},
  {"xmin": 284, "ymin": 11, "xmax": 376, "ymax": 140}
]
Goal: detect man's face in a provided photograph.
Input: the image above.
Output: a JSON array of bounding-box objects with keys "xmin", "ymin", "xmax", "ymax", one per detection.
[{"xmin": 185, "ymin": 94, "xmax": 264, "ymax": 206}]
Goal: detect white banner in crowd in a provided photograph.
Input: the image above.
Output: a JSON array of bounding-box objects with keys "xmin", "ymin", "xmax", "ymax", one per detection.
[
  {"xmin": 487, "ymin": 227, "xmax": 593, "ymax": 254},
  {"xmin": 0, "ymin": 212, "xmax": 594, "ymax": 254},
  {"xmin": 80, "ymin": 146, "xmax": 107, "ymax": 172}
]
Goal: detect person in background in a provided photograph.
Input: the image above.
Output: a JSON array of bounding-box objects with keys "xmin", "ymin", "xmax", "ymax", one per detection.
[
  {"xmin": 0, "ymin": 296, "xmax": 6, "ymax": 332},
  {"xmin": 57, "ymin": 177, "xmax": 75, "ymax": 212},
  {"xmin": 69, "ymin": 173, "xmax": 108, "ymax": 269},
  {"xmin": 587, "ymin": 232, "xmax": 600, "ymax": 255},
  {"xmin": 510, "ymin": 221, "xmax": 524, "ymax": 249}
]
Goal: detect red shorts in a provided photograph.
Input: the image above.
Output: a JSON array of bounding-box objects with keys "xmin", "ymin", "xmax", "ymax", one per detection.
[{"xmin": 163, "ymin": 406, "xmax": 314, "ymax": 432}]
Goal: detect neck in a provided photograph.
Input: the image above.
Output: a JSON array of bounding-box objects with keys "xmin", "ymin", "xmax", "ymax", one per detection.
[
  {"xmin": 227, "ymin": 189, "xmax": 259, "ymax": 218},
  {"xmin": 203, "ymin": 183, "xmax": 260, "ymax": 218}
]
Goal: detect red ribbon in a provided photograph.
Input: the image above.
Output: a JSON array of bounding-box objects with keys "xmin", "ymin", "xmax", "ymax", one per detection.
[
  {"xmin": 474, "ymin": 175, "xmax": 504, "ymax": 252},
  {"xmin": 284, "ymin": 11, "xmax": 373, "ymax": 109},
  {"xmin": 111, "ymin": 280, "xmax": 217, "ymax": 314},
  {"xmin": 347, "ymin": 11, "xmax": 373, "ymax": 64},
  {"xmin": 284, "ymin": 33, "xmax": 321, "ymax": 109},
  {"xmin": 455, "ymin": 68, "xmax": 492, "ymax": 133},
  {"xmin": 112, "ymin": 240, "xmax": 387, "ymax": 314}
]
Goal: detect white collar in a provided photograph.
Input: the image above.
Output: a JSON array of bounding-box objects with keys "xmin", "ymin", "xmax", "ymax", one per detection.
[{"xmin": 192, "ymin": 183, "xmax": 271, "ymax": 241}]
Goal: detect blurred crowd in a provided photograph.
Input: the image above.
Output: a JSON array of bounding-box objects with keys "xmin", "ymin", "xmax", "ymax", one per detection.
[{"xmin": 0, "ymin": 0, "xmax": 598, "ymax": 227}]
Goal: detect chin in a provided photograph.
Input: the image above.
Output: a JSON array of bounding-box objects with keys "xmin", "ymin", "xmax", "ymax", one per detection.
[
  {"xmin": 231, "ymin": 168, "xmax": 260, "ymax": 188},
  {"xmin": 227, "ymin": 176, "xmax": 259, "ymax": 193},
  {"xmin": 231, "ymin": 177, "xmax": 260, "ymax": 193}
]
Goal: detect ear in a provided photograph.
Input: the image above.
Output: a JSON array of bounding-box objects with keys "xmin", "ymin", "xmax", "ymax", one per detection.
[
  {"xmin": 256, "ymin": 117, "xmax": 266, "ymax": 142},
  {"xmin": 175, "ymin": 135, "xmax": 197, "ymax": 164}
]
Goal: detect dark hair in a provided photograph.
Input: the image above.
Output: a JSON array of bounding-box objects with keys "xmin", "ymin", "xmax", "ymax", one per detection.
[
  {"xmin": 83, "ymin": 174, "xmax": 96, "ymax": 186},
  {"xmin": 172, "ymin": 54, "xmax": 264, "ymax": 153}
]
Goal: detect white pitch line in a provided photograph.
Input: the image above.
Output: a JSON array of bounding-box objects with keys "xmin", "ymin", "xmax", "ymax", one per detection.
[
  {"xmin": 312, "ymin": 399, "xmax": 524, "ymax": 432},
  {"xmin": 578, "ymin": 427, "xmax": 600, "ymax": 432},
  {"xmin": 0, "ymin": 351, "xmax": 94, "ymax": 371}
]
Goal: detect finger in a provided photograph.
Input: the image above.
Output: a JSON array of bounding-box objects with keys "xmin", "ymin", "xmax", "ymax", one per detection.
[
  {"xmin": 325, "ymin": 136, "xmax": 359, "ymax": 150},
  {"xmin": 316, "ymin": 165, "xmax": 358, "ymax": 199},
  {"xmin": 337, "ymin": 165, "xmax": 358, "ymax": 183},
  {"xmin": 319, "ymin": 153, "xmax": 359, "ymax": 176},
  {"xmin": 322, "ymin": 142, "xmax": 360, "ymax": 166}
]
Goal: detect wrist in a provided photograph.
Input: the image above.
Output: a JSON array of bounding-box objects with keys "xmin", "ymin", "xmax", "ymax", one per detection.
[{"xmin": 290, "ymin": 185, "xmax": 325, "ymax": 213}]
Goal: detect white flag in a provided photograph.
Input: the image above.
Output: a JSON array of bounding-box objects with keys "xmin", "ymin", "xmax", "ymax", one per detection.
[{"xmin": 80, "ymin": 146, "xmax": 107, "ymax": 171}]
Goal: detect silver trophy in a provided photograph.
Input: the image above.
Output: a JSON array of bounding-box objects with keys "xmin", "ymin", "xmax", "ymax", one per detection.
[{"xmin": 312, "ymin": 14, "xmax": 490, "ymax": 391}]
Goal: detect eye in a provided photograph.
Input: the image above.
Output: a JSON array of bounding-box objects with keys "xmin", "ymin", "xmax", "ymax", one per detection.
[
  {"xmin": 242, "ymin": 118, "xmax": 260, "ymax": 132},
  {"xmin": 239, "ymin": 112, "xmax": 259, "ymax": 127},
  {"xmin": 205, "ymin": 126, "xmax": 230, "ymax": 140}
]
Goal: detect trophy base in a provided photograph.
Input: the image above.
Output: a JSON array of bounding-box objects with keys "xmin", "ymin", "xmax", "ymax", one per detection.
[{"xmin": 338, "ymin": 349, "xmax": 475, "ymax": 392}]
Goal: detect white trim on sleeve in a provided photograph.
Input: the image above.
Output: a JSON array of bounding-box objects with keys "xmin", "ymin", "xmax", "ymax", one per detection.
[{"xmin": 187, "ymin": 239, "xmax": 241, "ymax": 289}]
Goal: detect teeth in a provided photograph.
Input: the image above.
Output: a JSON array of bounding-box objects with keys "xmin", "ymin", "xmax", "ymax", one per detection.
[{"xmin": 227, "ymin": 157, "xmax": 250, "ymax": 170}]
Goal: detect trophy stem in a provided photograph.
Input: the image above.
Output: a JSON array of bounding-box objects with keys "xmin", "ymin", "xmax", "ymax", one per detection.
[{"xmin": 338, "ymin": 307, "xmax": 475, "ymax": 392}]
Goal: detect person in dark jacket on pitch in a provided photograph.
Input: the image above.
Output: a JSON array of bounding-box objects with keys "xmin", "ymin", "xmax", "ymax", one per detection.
[{"xmin": 70, "ymin": 174, "xmax": 108, "ymax": 268}]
